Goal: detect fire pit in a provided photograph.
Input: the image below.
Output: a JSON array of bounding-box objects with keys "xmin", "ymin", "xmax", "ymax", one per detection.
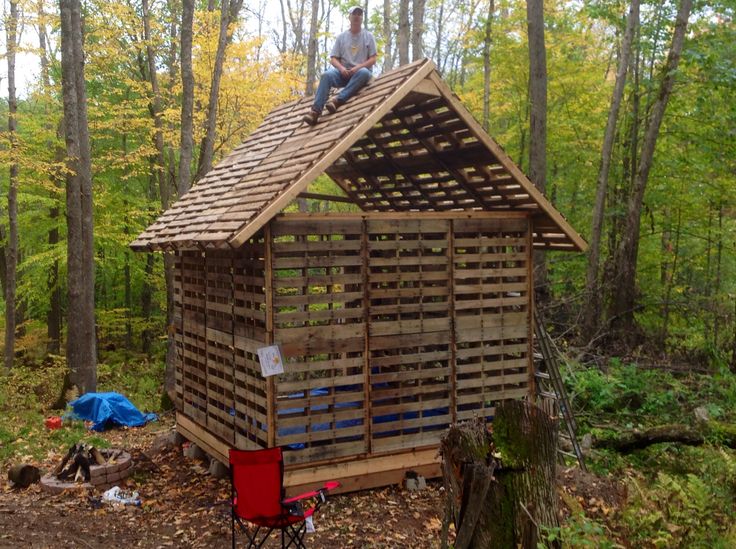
[{"xmin": 41, "ymin": 446, "xmax": 133, "ymax": 494}]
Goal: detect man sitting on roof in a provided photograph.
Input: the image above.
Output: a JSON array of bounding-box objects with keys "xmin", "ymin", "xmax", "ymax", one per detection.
[{"xmin": 302, "ymin": 6, "xmax": 378, "ymax": 126}]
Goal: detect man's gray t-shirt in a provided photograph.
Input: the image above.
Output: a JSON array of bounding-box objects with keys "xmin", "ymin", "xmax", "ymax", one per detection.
[{"xmin": 330, "ymin": 29, "xmax": 377, "ymax": 70}]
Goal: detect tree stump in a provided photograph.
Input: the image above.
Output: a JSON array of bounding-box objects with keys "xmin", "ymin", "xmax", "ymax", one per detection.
[
  {"xmin": 8, "ymin": 464, "xmax": 41, "ymax": 488},
  {"xmin": 440, "ymin": 400, "xmax": 560, "ymax": 549}
]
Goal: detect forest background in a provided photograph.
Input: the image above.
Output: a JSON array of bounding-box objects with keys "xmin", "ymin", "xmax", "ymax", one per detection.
[
  {"xmin": 1, "ymin": 0, "xmax": 734, "ymax": 377},
  {"xmin": 0, "ymin": 0, "xmax": 734, "ymax": 546}
]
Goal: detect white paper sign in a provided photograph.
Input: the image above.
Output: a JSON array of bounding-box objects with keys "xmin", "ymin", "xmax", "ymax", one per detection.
[{"xmin": 257, "ymin": 345, "xmax": 285, "ymax": 377}]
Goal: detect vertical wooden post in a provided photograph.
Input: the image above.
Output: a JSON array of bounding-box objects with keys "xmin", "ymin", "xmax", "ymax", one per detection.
[
  {"xmin": 230, "ymin": 252, "xmax": 236, "ymax": 445},
  {"xmin": 362, "ymin": 218, "xmax": 372, "ymax": 455},
  {"xmin": 526, "ymin": 217, "xmax": 536, "ymax": 402},
  {"xmin": 448, "ymin": 220, "xmax": 457, "ymax": 423},
  {"xmin": 202, "ymin": 248, "xmax": 210, "ymax": 429},
  {"xmin": 264, "ymin": 223, "xmax": 276, "ymax": 448}
]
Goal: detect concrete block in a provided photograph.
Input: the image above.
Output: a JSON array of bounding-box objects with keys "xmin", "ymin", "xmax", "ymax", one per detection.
[
  {"xmin": 184, "ymin": 443, "xmax": 207, "ymax": 461},
  {"xmin": 208, "ymin": 459, "xmax": 229, "ymax": 480}
]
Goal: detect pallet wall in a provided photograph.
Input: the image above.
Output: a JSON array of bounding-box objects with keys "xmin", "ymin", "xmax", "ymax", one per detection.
[{"xmin": 175, "ymin": 213, "xmax": 532, "ymax": 466}]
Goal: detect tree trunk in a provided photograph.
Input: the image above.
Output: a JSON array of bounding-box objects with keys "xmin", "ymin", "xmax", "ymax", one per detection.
[
  {"xmin": 5, "ymin": 0, "xmax": 19, "ymax": 370},
  {"xmin": 196, "ymin": 0, "xmax": 244, "ymax": 180},
  {"xmin": 398, "ymin": 0, "xmax": 410, "ymax": 66},
  {"xmin": 594, "ymin": 424, "xmax": 704, "ymax": 452},
  {"xmin": 441, "ymin": 401, "xmax": 559, "ymax": 548},
  {"xmin": 481, "ymin": 0, "xmax": 494, "ymax": 132},
  {"xmin": 608, "ymin": 0, "xmax": 692, "ymax": 336},
  {"xmin": 526, "ymin": 0, "xmax": 548, "ymax": 302},
  {"xmin": 660, "ymin": 207, "xmax": 681, "ymax": 346},
  {"xmin": 278, "ymin": 0, "xmax": 288, "ymax": 54},
  {"xmin": 581, "ymin": 0, "xmax": 639, "ymax": 343},
  {"xmin": 305, "ymin": 0, "xmax": 320, "ymax": 95},
  {"xmin": 178, "ymin": 0, "xmax": 195, "ymax": 197},
  {"xmin": 434, "ymin": 0, "xmax": 444, "ymax": 72},
  {"xmin": 38, "ymin": 5, "xmax": 64, "ymax": 355},
  {"xmin": 60, "ymin": 0, "xmax": 97, "ymax": 393},
  {"xmin": 411, "ymin": 0, "xmax": 425, "ymax": 61},
  {"xmin": 382, "ymin": 0, "xmax": 393, "ymax": 72}
]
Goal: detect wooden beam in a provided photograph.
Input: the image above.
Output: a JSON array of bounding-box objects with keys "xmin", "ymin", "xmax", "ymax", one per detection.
[
  {"xmin": 296, "ymin": 192, "xmax": 355, "ymax": 204},
  {"xmin": 283, "ymin": 447, "xmax": 441, "ymax": 495},
  {"xmin": 411, "ymin": 78, "xmax": 442, "ymax": 97},
  {"xmin": 275, "ymin": 211, "xmax": 528, "ymax": 221},
  {"xmin": 177, "ymin": 412, "xmax": 229, "ymax": 465},
  {"xmin": 264, "ymin": 223, "xmax": 276, "ymax": 448}
]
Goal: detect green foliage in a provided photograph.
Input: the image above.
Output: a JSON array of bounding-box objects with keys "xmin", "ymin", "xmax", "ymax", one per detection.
[
  {"xmin": 539, "ymin": 513, "xmax": 617, "ymax": 548},
  {"xmin": 0, "ymin": 345, "xmax": 164, "ymax": 468},
  {"xmin": 623, "ymin": 470, "xmax": 730, "ymax": 548}
]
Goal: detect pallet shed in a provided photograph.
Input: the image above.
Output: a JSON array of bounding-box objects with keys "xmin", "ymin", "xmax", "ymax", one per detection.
[{"xmin": 132, "ymin": 58, "xmax": 587, "ymax": 493}]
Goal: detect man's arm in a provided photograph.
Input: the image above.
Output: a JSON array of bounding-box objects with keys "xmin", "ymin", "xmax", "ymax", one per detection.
[
  {"xmin": 330, "ymin": 56, "xmax": 351, "ymax": 79},
  {"xmin": 347, "ymin": 54, "xmax": 377, "ymax": 76}
]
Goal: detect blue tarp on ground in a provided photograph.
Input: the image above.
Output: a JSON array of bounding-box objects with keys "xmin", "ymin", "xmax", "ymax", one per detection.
[{"xmin": 68, "ymin": 392, "xmax": 158, "ymax": 431}]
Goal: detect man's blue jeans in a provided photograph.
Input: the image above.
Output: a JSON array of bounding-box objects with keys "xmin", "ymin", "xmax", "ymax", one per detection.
[{"xmin": 312, "ymin": 67, "xmax": 372, "ymax": 112}]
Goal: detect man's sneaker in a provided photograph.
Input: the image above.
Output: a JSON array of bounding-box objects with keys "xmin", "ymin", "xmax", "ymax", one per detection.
[
  {"xmin": 302, "ymin": 110, "xmax": 319, "ymax": 125},
  {"xmin": 325, "ymin": 97, "xmax": 345, "ymax": 114}
]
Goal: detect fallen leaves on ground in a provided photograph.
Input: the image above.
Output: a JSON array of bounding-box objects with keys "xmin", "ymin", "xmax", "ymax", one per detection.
[{"xmin": 0, "ymin": 416, "xmax": 449, "ymax": 548}]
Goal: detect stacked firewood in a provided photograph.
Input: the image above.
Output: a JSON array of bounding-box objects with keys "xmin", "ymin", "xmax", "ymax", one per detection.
[{"xmin": 54, "ymin": 443, "xmax": 112, "ymax": 483}]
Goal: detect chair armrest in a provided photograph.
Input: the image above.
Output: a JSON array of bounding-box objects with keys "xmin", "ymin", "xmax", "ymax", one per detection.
[{"xmin": 282, "ymin": 480, "xmax": 341, "ymax": 505}]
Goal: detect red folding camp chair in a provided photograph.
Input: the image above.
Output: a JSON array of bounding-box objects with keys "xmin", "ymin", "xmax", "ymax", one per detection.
[{"xmin": 229, "ymin": 447, "xmax": 340, "ymax": 548}]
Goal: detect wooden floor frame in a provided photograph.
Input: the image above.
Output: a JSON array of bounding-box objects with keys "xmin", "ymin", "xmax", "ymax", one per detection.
[{"xmin": 177, "ymin": 412, "xmax": 441, "ymax": 495}]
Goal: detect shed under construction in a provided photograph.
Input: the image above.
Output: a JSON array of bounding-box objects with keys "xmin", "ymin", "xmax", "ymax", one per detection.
[{"xmin": 132, "ymin": 58, "xmax": 586, "ymax": 493}]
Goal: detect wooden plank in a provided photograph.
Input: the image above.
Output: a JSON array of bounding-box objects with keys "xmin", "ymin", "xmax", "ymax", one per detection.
[
  {"xmin": 526, "ymin": 225, "xmax": 536, "ymax": 401},
  {"xmin": 371, "ymin": 348, "xmax": 450, "ymax": 368},
  {"xmin": 177, "ymin": 412, "xmax": 229, "ymax": 465},
  {"xmin": 455, "ymin": 324, "xmax": 528, "ymax": 344},
  {"xmin": 371, "ymin": 432, "xmax": 446, "ymax": 453},
  {"xmin": 275, "ymin": 307, "xmax": 364, "ymax": 323},
  {"xmin": 371, "ymin": 366, "xmax": 451, "ymax": 384},
  {"xmin": 283, "ymin": 445, "xmax": 439, "ymax": 490},
  {"xmin": 264, "ymin": 224, "xmax": 276, "ymax": 448},
  {"xmin": 277, "ymin": 373, "xmax": 365, "ymax": 393},
  {"xmin": 369, "ymin": 317, "xmax": 450, "ymax": 336},
  {"xmin": 276, "ymin": 407, "xmax": 365, "ymax": 429},
  {"xmin": 273, "ymin": 291, "xmax": 364, "ymax": 307}
]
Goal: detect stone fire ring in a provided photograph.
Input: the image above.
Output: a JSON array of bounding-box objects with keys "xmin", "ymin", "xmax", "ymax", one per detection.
[{"xmin": 40, "ymin": 449, "xmax": 133, "ymax": 494}]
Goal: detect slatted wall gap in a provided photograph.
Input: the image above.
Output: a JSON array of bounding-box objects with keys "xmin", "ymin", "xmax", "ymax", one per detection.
[
  {"xmin": 233, "ymin": 234, "xmax": 268, "ymax": 449},
  {"xmin": 453, "ymin": 217, "xmax": 531, "ymax": 421},
  {"xmin": 271, "ymin": 218, "xmax": 367, "ymax": 465}
]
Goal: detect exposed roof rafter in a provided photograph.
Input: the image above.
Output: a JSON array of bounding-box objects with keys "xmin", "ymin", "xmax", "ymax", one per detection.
[{"xmin": 131, "ymin": 59, "xmax": 587, "ymax": 253}]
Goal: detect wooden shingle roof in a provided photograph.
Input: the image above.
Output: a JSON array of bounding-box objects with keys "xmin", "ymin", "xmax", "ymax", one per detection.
[{"xmin": 131, "ymin": 59, "xmax": 587, "ymax": 252}]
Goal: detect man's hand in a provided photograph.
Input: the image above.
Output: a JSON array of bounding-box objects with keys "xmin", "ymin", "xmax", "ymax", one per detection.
[{"xmin": 339, "ymin": 65, "xmax": 350, "ymax": 79}]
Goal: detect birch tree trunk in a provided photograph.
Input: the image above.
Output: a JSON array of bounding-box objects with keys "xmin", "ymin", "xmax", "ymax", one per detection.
[
  {"xmin": 60, "ymin": 0, "xmax": 97, "ymax": 393},
  {"xmin": 411, "ymin": 0, "xmax": 425, "ymax": 61},
  {"xmin": 178, "ymin": 0, "xmax": 195, "ymax": 197},
  {"xmin": 4, "ymin": 0, "xmax": 19, "ymax": 369},
  {"xmin": 608, "ymin": 0, "xmax": 692, "ymax": 336},
  {"xmin": 581, "ymin": 0, "xmax": 639, "ymax": 343},
  {"xmin": 305, "ymin": 0, "xmax": 320, "ymax": 95},
  {"xmin": 398, "ymin": 0, "xmax": 410, "ymax": 66},
  {"xmin": 526, "ymin": 0, "xmax": 548, "ymax": 300}
]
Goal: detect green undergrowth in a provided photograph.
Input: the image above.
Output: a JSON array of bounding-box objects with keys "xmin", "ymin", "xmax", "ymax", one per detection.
[
  {"xmin": 563, "ymin": 359, "xmax": 736, "ymax": 547},
  {"xmin": 0, "ymin": 347, "xmax": 166, "ymax": 469}
]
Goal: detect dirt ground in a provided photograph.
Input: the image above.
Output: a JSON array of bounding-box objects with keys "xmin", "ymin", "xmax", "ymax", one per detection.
[
  {"xmin": 0, "ymin": 416, "xmax": 448, "ymax": 549},
  {"xmin": 0, "ymin": 416, "xmax": 625, "ymax": 548}
]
